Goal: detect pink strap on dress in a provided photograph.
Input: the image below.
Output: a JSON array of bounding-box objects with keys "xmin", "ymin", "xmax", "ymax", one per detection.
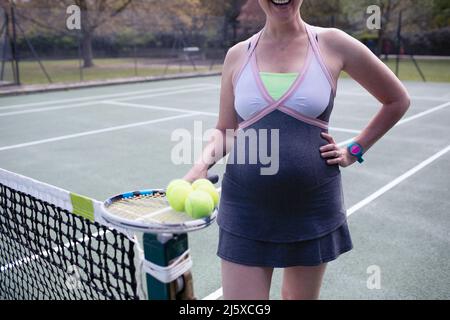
[{"xmin": 305, "ymin": 23, "xmax": 337, "ymax": 96}]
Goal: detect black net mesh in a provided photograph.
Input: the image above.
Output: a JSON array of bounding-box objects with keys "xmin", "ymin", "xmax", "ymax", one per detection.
[{"xmin": 0, "ymin": 182, "xmax": 140, "ymax": 300}]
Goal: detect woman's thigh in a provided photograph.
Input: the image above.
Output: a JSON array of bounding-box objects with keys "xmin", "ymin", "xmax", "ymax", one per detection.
[
  {"xmin": 282, "ymin": 264, "xmax": 327, "ymax": 300},
  {"xmin": 221, "ymin": 259, "xmax": 274, "ymax": 300}
]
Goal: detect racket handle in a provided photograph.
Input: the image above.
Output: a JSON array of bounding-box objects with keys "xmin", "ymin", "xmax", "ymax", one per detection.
[{"xmin": 206, "ymin": 173, "xmax": 219, "ymax": 185}]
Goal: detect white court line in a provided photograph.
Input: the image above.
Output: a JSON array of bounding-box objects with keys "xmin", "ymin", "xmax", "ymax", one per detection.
[
  {"xmin": 337, "ymin": 101, "xmax": 450, "ymax": 147},
  {"xmin": 0, "ymin": 83, "xmax": 213, "ymax": 110},
  {"xmin": 111, "ymin": 85, "xmax": 218, "ymax": 102},
  {"xmin": 335, "ymin": 100, "xmax": 377, "ymax": 107},
  {"xmin": 397, "ymin": 101, "xmax": 450, "ymax": 125},
  {"xmin": 330, "ymin": 127, "xmax": 361, "ymax": 134},
  {"xmin": 202, "ymin": 143, "xmax": 450, "ymax": 300},
  {"xmin": 0, "ymin": 85, "xmax": 218, "ymax": 117},
  {"xmin": 338, "ymin": 91, "xmax": 450, "ymax": 102},
  {"xmin": 0, "ymin": 113, "xmax": 199, "ymax": 152},
  {"xmin": 403, "ymin": 95, "xmax": 449, "ymax": 102},
  {"xmin": 205, "ymin": 84, "xmax": 450, "ymax": 102},
  {"xmin": 105, "ymin": 100, "xmax": 361, "ymax": 134},
  {"xmin": 0, "ymin": 101, "xmax": 100, "ymax": 117},
  {"xmin": 103, "ymin": 100, "xmax": 218, "ymax": 117},
  {"xmin": 1, "ymin": 93, "xmax": 447, "ymax": 153},
  {"xmin": 347, "ymin": 144, "xmax": 450, "ymax": 216},
  {"xmin": 203, "ymin": 288, "xmax": 224, "ymax": 301}
]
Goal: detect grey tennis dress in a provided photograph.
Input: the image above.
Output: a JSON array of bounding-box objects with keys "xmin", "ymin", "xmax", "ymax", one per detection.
[{"xmin": 217, "ymin": 24, "xmax": 353, "ymax": 267}]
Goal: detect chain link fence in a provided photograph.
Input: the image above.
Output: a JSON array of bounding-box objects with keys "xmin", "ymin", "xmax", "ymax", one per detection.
[
  {"xmin": 1, "ymin": 1, "xmax": 448, "ymax": 87},
  {"xmin": 2, "ymin": 1, "xmax": 238, "ymax": 86}
]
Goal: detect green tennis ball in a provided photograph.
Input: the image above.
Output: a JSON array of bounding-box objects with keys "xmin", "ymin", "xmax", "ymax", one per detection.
[
  {"xmin": 195, "ymin": 184, "xmax": 219, "ymax": 207},
  {"xmin": 192, "ymin": 179, "xmax": 214, "ymax": 190},
  {"xmin": 192, "ymin": 179, "xmax": 218, "ymax": 205},
  {"xmin": 166, "ymin": 185, "xmax": 193, "ymax": 212},
  {"xmin": 166, "ymin": 179, "xmax": 191, "ymax": 197},
  {"xmin": 185, "ymin": 190, "xmax": 214, "ymax": 219}
]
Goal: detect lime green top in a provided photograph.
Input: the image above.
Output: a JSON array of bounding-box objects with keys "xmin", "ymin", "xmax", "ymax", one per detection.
[{"xmin": 260, "ymin": 72, "xmax": 298, "ymax": 100}]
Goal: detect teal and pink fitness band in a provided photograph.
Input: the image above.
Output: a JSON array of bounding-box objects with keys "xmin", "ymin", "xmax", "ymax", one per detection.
[{"xmin": 347, "ymin": 142, "xmax": 364, "ymax": 164}]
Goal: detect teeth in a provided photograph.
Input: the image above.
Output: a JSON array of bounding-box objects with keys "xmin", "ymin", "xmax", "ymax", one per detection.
[{"xmin": 271, "ymin": 0, "xmax": 291, "ymax": 5}]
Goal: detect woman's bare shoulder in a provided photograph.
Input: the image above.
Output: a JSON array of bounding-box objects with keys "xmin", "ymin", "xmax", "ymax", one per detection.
[
  {"xmin": 314, "ymin": 26, "xmax": 362, "ymax": 56},
  {"xmin": 222, "ymin": 38, "xmax": 253, "ymax": 81},
  {"xmin": 225, "ymin": 40, "xmax": 251, "ymax": 67}
]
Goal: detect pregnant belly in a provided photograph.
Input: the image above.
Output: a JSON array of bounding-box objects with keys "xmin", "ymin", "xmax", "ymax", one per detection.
[{"xmin": 225, "ymin": 111, "xmax": 340, "ymax": 192}]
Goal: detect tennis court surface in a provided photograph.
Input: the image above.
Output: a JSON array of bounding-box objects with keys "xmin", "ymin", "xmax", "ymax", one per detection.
[{"xmin": 1, "ymin": 76, "xmax": 449, "ymax": 299}]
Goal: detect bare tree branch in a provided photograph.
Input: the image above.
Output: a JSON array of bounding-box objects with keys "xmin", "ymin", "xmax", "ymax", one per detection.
[{"xmin": 89, "ymin": 0, "xmax": 133, "ymax": 30}]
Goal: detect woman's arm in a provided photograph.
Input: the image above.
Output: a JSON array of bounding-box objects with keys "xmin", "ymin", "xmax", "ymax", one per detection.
[
  {"xmin": 319, "ymin": 28, "xmax": 411, "ymax": 167},
  {"xmin": 183, "ymin": 42, "xmax": 247, "ymax": 181}
]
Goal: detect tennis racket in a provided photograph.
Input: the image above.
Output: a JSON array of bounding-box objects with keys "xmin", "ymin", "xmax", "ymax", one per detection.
[{"xmin": 100, "ymin": 174, "xmax": 219, "ymax": 234}]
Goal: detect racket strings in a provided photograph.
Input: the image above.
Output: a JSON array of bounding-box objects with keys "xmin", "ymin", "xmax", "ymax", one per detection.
[{"xmin": 108, "ymin": 194, "xmax": 193, "ymax": 224}]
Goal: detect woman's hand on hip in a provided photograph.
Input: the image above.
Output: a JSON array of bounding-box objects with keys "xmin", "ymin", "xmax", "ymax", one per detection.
[{"xmin": 320, "ymin": 132, "xmax": 357, "ymax": 168}]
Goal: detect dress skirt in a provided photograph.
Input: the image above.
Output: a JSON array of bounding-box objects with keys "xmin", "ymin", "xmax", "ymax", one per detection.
[{"xmin": 217, "ymin": 221, "xmax": 353, "ymax": 268}]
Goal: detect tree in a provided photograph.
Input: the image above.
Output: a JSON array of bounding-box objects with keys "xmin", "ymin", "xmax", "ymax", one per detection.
[
  {"xmin": 341, "ymin": 0, "xmax": 434, "ymax": 55},
  {"xmin": 224, "ymin": 0, "xmax": 247, "ymax": 46},
  {"xmin": 432, "ymin": 0, "xmax": 450, "ymax": 28},
  {"xmin": 74, "ymin": 0, "xmax": 133, "ymax": 67},
  {"xmin": 302, "ymin": 0, "xmax": 344, "ymax": 27},
  {"xmin": 198, "ymin": 0, "xmax": 246, "ymax": 47},
  {"xmin": 13, "ymin": 0, "xmax": 133, "ymax": 68},
  {"xmin": 238, "ymin": 0, "xmax": 265, "ymax": 36}
]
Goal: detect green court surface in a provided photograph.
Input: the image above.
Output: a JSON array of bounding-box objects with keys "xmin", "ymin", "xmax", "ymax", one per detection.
[{"xmin": 0, "ymin": 76, "xmax": 449, "ymax": 300}]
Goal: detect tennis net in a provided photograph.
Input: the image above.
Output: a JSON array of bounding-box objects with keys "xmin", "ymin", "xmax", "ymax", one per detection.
[{"xmin": 0, "ymin": 168, "xmax": 141, "ymax": 300}]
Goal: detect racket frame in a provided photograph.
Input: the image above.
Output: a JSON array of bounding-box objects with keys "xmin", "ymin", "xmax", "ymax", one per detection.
[{"xmin": 101, "ymin": 189, "xmax": 218, "ymax": 234}]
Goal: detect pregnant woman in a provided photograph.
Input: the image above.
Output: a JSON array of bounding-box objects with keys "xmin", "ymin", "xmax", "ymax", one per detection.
[{"xmin": 184, "ymin": 0, "xmax": 410, "ymax": 300}]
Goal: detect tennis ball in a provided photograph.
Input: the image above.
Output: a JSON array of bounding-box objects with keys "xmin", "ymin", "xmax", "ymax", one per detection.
[
  {"xmin": 166, "ymin": 179, "xmax": 191, "ymax": 198},
  {"xmin": 195, "ymin": 184, "xmax": 219, "ymax": 207},
  {"xmin": 192, "ymin": 178, "xmax": 214, "ymax": 190},
  {"xmin": 166, "ymin": 184, "xmax": 193, "ymax": 212},
  {"xmin": 192, "ymin": 179, "xmax": 219, "ymax": 206},
  {"xmin": 185, "ymin": 190, "xmax": 214, "ymax": 219}
]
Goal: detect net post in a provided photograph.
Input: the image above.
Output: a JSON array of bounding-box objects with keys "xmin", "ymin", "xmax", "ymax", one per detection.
[
  {"xmin": 78, "ymin": 31, "xmax": 83, "ymax": 82},
  {"xmin": 143, "ymin": 233, "xmax": 192, "ymax": 300},
  {"xmin": 10, "ymin": 4, "xmax": 19, "ymax": 85},
  {"xmin": 1, "ymin": 9, "xmax": 8, "ymax": 82},
  {"xmin": 395, "ymin": 11, "xmax": 402, "ymax": 78}
]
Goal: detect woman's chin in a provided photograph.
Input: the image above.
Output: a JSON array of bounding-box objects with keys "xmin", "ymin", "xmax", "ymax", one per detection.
[{"xmin": 268, "ymin": 1, "xmax": 296, "ymax": 19}]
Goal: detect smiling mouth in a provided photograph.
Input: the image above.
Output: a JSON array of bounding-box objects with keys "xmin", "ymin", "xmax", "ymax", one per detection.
[{"xmin": 270, "ymin": 0, "xmax": 292, "ymax": 5}]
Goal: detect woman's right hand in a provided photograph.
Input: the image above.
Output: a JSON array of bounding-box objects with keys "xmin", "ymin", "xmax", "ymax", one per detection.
[{"xmin": 183, "ymin": 166, "xmax": 208, "ymax": 183}]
